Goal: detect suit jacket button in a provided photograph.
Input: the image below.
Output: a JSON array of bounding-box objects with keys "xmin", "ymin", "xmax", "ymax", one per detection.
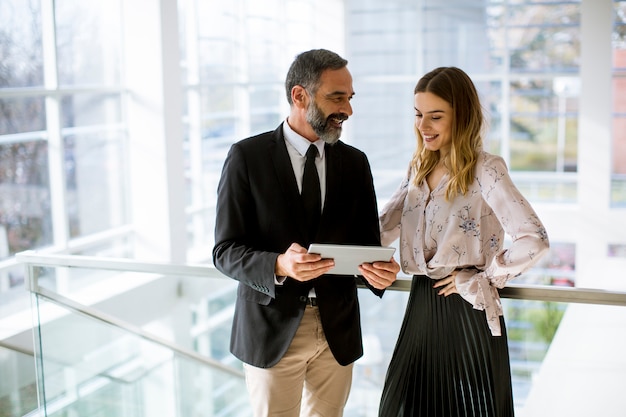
[{"xmin": 299, "ymin": 296, "xmax": 307, "ymax": 303}]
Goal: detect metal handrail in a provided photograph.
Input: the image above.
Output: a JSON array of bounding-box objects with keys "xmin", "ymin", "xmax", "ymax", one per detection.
[
  {"xmin": 16, "ymin": 250, "xmax": 626, "ymax": 307},
  {"xmin": 384, "ymin": 277, "xmax": 626, "ymax": 306}
]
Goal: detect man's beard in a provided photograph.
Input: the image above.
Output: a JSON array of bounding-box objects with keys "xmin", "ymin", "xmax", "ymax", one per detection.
[{"xmin": 306, "ymin": 100, "xmax": 348, "ymax": 145}]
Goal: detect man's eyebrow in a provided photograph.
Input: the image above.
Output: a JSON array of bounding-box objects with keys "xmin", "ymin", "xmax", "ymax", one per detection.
[{"xmin": 327, "ymin": 91, "xmax": 355, "ymax": 98}]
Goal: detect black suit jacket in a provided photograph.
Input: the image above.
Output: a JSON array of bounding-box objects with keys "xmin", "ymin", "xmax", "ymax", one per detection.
[{"xmin": 213, "ymin": 123, "xmax": 382, "ymax": 368}]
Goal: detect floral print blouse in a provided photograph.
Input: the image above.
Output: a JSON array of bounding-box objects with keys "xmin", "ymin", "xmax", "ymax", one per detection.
[{"xmin": 379, "ymin": 151, "xmax": 549, "ymax": 336}]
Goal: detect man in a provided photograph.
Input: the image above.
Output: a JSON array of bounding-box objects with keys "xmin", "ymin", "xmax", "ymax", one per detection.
[{"xmin": 213, "ymin": 49, "xmax": 399, "ymax": 417}]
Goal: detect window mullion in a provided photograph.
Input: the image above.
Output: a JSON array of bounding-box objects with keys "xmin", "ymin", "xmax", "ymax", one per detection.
[{"xmin": 41, "ymin": 0, "xmax": 70, "ymax": 247}]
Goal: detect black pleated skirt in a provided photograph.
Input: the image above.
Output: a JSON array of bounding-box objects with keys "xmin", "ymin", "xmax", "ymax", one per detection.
[{"xmin": 378, "ymin": 275, "xmax": 514, "ymax": 417}]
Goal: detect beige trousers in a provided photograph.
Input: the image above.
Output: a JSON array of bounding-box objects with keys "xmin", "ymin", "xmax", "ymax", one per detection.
[{"xmin": 243, "ymin": 305, "xmax": 354, "ymax": 417}]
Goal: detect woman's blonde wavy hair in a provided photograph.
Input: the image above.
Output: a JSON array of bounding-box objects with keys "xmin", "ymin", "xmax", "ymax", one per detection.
[{"xmin": 411, "ymin": 67, "xmax": 484, "ymax": 200}]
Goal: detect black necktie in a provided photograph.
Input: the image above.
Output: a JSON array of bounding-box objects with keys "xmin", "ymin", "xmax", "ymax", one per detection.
[{"xmin": 302, "ymin": 144, "xmax": 321, "ymax": 240}]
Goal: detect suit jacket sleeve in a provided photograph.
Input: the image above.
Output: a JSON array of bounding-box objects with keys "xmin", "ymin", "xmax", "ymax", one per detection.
[{"xmin": 212, "ymin": 141, "xmax": 279, "ymax": 299}]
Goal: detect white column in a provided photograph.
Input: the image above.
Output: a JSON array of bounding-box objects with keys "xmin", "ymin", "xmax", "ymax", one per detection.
[
  {"xmin": 576, "ymin": 0, "xmax": 614, "ymax": 286},
  {"xmin": 122, "ymin": 0, "xmax": 187, "ymax": 263}
]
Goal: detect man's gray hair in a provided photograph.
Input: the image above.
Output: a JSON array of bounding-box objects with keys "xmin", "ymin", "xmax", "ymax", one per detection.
[{"xmin": 285, "ymin": 49, "xmax": 348, "ymax": 105}]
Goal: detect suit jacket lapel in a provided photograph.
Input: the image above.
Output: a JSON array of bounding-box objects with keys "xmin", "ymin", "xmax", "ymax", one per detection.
[{"xmin": 269, "ymin": 124, "xmax": 309, "ymax": 238}]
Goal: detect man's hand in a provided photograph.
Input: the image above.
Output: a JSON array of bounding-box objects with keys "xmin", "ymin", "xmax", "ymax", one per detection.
[
  {"xmin": 276, "ymin": 243, "xmax": 335, "ymax": 282},
  {"xmin": 358, "ymin": 257, "xmax": 400, "ymax": 290}
]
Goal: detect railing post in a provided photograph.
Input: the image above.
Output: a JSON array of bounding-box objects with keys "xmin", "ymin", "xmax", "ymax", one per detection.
[{"xmin": 18, "ymin": 251, "xmax": 38, "ymax": 293}]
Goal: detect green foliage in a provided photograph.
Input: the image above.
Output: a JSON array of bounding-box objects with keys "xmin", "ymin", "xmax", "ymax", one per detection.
[
  {"xmin": 528, "ymin": 301, "xmax": 566, "ymax": 343},
  {"xmin": 507, "ymin": 300, "xmax": 566, "ymax": 344}
]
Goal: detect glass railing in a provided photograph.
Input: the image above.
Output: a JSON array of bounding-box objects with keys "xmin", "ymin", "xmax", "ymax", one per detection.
[
  {"xmin": 29, "ymin": 295, "xmax": 249, "ymax": 417},
  {"xmin": 15, "ymin": 251, "xmax": 626, "ymax": 417},
  {"xmin": 0, "ymin": 344, "xmax": 38, "ymax": 417},
  {"xmin": 19, "ymin": 252, "xmax": 250, "ymax": 417}
]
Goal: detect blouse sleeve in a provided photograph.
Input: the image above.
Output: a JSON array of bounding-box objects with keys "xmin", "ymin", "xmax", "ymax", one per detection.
[
  {"xmin": 455, "ymin": 154, "xmax": 550, "ymax": 336},
  {"xmin": 379, "ymin": 168, "xmax": 411, "ymax": 247}
]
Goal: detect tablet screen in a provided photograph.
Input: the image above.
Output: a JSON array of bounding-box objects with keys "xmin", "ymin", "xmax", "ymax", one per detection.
[{"xmin": 308, "ymin": 244, "xmax": 396, "ymax": 276}]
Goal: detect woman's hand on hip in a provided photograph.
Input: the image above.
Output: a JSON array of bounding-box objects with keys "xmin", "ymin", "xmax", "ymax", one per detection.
[{"xmin": 433, "ymin": 271, "xmax": 459, "ymax": 296}]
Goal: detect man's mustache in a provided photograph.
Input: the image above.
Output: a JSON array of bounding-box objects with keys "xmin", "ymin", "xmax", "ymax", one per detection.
[{"xmin": 327, "ymin": 113, "xmax": 349, "ymax": 122}]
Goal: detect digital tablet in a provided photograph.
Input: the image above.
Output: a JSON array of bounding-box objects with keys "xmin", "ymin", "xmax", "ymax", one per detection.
[{"xmin": 308, "ymin": 244, "xmax": 396, "ymax": 276}]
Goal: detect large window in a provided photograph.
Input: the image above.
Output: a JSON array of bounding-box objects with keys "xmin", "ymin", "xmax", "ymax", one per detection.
[
  {"xmin": 1, "ymin": 0, "xmax": 48, "ymax": 261},
  {"xmin": 0, "ymin": 0, "xmax": 129, "ymax": 265},
  {"xmin": 348, "ymin": 0, "xmax": 581, "ymax": 203}
]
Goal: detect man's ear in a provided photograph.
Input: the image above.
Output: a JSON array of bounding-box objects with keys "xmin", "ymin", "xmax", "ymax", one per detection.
[{"xmin": 291, "ymin": 85, "xmax": 309, "ymax": 109}]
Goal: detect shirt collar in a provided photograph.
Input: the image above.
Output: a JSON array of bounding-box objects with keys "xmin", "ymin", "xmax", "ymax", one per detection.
[{"xmin": 283, "ymin": 118, "xmax": 325, "ymax": 158}]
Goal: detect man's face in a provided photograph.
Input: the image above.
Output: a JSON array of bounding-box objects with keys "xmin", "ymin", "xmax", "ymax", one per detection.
[{"xmin": 306, "ymin": 67, "xmax": 354, "ymax": 144}]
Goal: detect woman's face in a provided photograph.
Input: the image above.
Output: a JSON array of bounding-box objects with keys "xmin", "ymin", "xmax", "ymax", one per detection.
[{"xmin": 414, "ymin": 92, "xmax": 453, "ymax": 156}]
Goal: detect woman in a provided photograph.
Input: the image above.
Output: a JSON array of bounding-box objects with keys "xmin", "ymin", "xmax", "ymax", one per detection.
[{"xmin": 377, "ymin": 67, "xmax": 549, "ymax": 417}]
